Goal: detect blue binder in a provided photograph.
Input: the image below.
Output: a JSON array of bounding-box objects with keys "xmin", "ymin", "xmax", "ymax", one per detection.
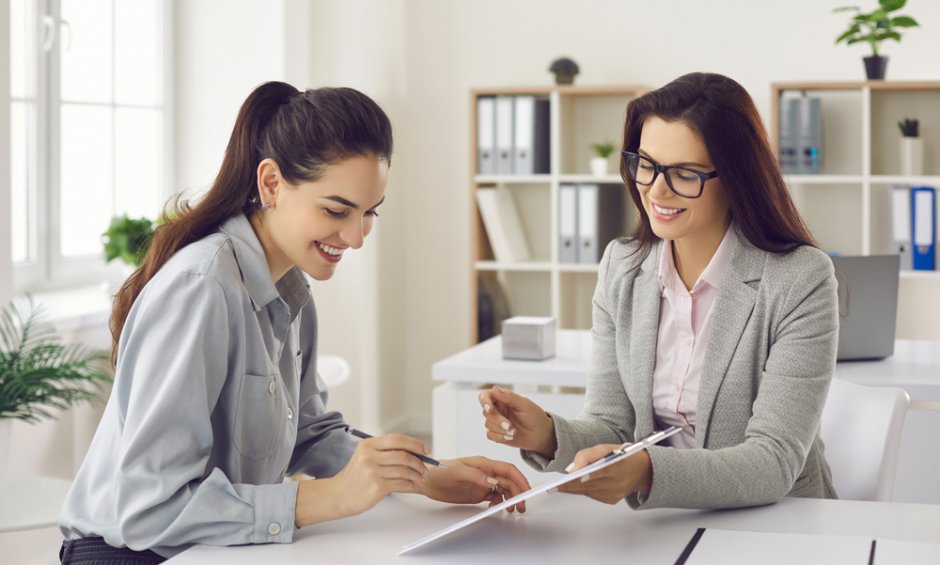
[{"xmin": 911, "ymin": 186, "xmax": 936, "ymax": 271}]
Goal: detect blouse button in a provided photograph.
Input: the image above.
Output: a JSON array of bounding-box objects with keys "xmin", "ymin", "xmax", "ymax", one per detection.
[
  {"xmin": 268, "ymin": 381, "xmax": 276, "ymax": 394},
  {"xmin": 268, "ymin": 522, "xmax": 281, "ymax": 535},
  {"xmin": 685, "ymin": 337, "xmax": 693, "ymax": 346},
  {"xmin": 287, "ymin": 407, "xmax": 294, "ymax": 420}
]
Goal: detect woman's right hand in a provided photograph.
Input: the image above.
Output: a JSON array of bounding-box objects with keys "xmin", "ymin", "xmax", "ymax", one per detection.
[
  {"xmin": 295, "ymin": 433, "xmax": 430, "ymax": 527},
  {"xmin": 478, "ymin": 385, "xmax": 556, "ymax": 458}
]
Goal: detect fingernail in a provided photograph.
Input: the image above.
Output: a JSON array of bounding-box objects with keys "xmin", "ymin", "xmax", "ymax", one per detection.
[
  {"xmin": 484, "ymin": 403, "xmax": 491, "ymax": 413},
  {"xmin": 564, "ymin": 463, "xmax": 575, "ymax": 473},
  {"xmin": 508, "ymin": 428, "xmax": 516, "ymax": 436},
  {"xmin": 486, "ymin": 476, "xmax": 498, "ymax": 485},
  {"xmin": 500, "ymin": 421, "xmax": 510, "ymax": 431},
  {"xmin": 580, "ymin": 474, "xmax": 591, "ymax": 483},
  {"xmin": 503, "ymin": 435, "xmax": 513, "ymax": 441},
  {"xmin": 547, "ymin": 487, "xmax": 557, "ymax": 494}
]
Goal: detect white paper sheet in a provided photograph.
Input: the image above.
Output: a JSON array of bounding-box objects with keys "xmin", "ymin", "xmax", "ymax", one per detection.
[{"xmin": 399, "ymin": 426, "xmax": 681, "ymax": 555}]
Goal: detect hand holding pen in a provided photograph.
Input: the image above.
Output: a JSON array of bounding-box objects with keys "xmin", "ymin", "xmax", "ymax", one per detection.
[{"xmin": 345, "ymin": 426, "xmax": 447, "ymax": 468}]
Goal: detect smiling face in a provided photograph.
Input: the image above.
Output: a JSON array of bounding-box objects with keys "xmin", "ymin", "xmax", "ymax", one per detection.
[
  {"xmin": 636, "ymin": 116, "xmax": 730, "ymax": 250},
  {"xmin": 253, "ymin": 154, "xmax": 388, "ymax": 281}
]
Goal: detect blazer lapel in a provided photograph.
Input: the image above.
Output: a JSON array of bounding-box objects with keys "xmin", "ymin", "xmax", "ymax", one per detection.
[
  {"xmin": 696, "ymin": 230, "xmax": 766, "ymax": 446},
  {"xmin": 625, "ymin": 240, "xmax": 663, "ymax": 440}
]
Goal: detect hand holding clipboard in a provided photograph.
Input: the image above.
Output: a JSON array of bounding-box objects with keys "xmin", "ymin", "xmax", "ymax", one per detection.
[{"xmin": 399, "ymin": 426, "xmax": 681, "ymax": 555}]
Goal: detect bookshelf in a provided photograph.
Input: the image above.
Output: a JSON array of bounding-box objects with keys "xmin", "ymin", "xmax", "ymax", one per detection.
[
  {"xmin": 770, "ymin": 81, "xmax": 940, "ymax": 272},
  {"xmin": 470, "ymin": 85, "xmax": 648, "ymax": 342}
]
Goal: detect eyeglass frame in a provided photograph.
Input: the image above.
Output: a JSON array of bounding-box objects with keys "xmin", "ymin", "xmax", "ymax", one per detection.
[{"xmin": 621, "ymin": 150, "xmax": 719, "ymax": 199}]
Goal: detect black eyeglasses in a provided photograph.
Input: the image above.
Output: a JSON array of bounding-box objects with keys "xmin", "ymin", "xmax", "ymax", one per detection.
[{"xmin": 622, "ymin": 151, "xmax": 719, "ymax": 199}]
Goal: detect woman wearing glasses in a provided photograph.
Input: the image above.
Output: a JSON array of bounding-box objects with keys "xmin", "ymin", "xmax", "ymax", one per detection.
[{"xmin": 479, "ymin": 72, "xmax": 839, "ymax": 509}]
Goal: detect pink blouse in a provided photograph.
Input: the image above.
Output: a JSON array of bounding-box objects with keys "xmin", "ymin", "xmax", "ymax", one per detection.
[{"xmin": 652, "ymin": 225, "xmax": 736, "ymax": 448}]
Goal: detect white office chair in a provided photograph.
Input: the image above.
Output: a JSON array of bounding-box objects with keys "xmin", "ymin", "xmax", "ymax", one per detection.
[
  {"xmin": 819, "ymin": 378, "xmax": 910, "ymax": 502},
  {"xmin": 316, "ymin": 355, "xmax": 351, "ymax": 388}
]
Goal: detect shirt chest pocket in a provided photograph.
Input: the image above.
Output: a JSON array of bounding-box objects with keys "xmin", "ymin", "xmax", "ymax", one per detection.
[{"xmin": 234, "ymin": 373, "xmax": 287, "ymax": 460}]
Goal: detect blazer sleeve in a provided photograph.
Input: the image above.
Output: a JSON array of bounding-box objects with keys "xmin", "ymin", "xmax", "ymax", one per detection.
[
  {"xmin": 632, "ymin": 252, "xmax": 839, "ymax": 509},
  {"xmin": 521, "ymin": 240, "xmax": 635, "ymax": 471}
]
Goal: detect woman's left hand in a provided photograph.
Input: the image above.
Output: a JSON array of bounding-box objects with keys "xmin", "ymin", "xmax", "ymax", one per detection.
[
  {"xmin": 421, "ymin": 456, "xmax": 531, "ymax": 513},
  {"xmin": 556, "ymin": 444, "xmax": 653, "ymax": 504}
]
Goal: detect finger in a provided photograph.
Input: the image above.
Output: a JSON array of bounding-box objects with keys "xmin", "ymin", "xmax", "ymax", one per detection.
[
  {"xmin": 479, "ymin": 459, "xmax": 531, "ymax": 493},
  {"xmin": 484, "ymin": 420, "xmax": 516, "ymax": 440},
  {"xmin": 375, "ymin": 449, "xmax": 429, "ymax": 477},
  {"xmin": 478, "ymin": 390, "xmax": 495, "ymax": 415},
  {"xmin": 372, "ymin": 433, "xmax": 431, "ymax": 458},
  {"xmin": 385, "ymin": 477, "xmax": 422, "ymax": 494},
  {"xmin": 486, "ymin": 430, "xmax": 518, "ymax": 445},
  {"xmin": 565, "ymin": 444, "xmax": 614, "ymax": 473},
  {"xmin": 378, "ymin": 463, "xmax": 426, "ymax": 486}
]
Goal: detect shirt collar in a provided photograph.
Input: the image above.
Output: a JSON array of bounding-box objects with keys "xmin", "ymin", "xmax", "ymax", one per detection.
[
  {"xmin": 658, "ymin": 222, "xmax": 737, "ymax": 295},
  {"xmin": 218, "ymin": 213, "xmax": 310, "ymax": 315}
]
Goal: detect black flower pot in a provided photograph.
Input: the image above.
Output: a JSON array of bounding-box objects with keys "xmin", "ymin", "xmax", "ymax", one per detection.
[{"xmin": 863, "ymin": 55, "xmax": 888, "ymax": 80}]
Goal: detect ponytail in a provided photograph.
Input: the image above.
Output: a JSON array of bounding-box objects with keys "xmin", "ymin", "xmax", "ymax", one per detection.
[{"xmin": 109, "ymin": 82, "xmax": 393, "ymax": 365}]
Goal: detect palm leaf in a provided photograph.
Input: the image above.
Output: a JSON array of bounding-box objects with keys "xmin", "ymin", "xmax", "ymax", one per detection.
[{"xmin": 0, "ymin": 296, "xmax": 112, "ymax": 423}]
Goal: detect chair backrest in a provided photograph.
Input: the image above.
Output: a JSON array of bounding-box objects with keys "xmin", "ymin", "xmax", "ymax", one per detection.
[
  {"xmin": 316, "ymin": 355, "xmax": 351, "ymax": 388},
  {"xmin": 819, "ymin": 378, "xmax": 910, "ymax": 502}
]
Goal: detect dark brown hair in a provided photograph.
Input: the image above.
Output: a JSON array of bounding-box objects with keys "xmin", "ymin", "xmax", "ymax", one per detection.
[
  {"xmin": 109, "ymin": 82, "xmax": 393, "ymax": 365},
  {"xmin": 620, "ymin": 72, "xmax": 815, "ymax": 262}
]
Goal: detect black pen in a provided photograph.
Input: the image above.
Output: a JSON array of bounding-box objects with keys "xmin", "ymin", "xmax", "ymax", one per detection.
[{"xmin": 344, "ymin": 426, "xmax": 448, "ymax": 468}]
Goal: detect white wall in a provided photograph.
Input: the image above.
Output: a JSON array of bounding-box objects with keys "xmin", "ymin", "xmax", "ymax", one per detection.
[{"xmin": 0, "ymin": 0, "xmax": 12, "ymax": 306}]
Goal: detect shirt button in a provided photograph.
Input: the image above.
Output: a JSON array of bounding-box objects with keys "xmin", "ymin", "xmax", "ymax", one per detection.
[
  {"xmin": 287, "ymin": 408, "xmax": 294, "ymax": 420},
  {"xmin": 268, "ymin": 522, "xmax": 281, "ymax": 535},
  {"xmin": 268, "ymin": 381, "xmax": 276, "ymax": 394},
  {"xmin": 685, "ymin": 337, "xmax": 693, "ymax": 346}
]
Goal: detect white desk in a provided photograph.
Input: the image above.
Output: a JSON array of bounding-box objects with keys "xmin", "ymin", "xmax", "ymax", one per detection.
[
  {"xmin": 168, "ymin": 493, "xmax": 940, "ymax": 563},
  {"xmin": 431, "ymin": 332, "xmax": 940, "ymax": 500},
  {"xmin": 0, "ymin": 474, "xmax": 71, "ymax": 533}
]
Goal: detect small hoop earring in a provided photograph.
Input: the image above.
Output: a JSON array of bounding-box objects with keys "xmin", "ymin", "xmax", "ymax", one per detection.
[{"xmin": 261, "ymin": 202, "xmax": 272, "ymax": 212}]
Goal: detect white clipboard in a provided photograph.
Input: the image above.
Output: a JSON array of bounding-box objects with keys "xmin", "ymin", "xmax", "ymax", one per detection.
[{"xmin": 399, "ymin": 426, "xmax": 681, "ymax": 555}]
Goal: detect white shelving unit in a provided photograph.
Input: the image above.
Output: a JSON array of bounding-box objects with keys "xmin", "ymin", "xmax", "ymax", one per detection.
[
  {"xmin": 771, "ymin": 81, "xmax": 940, "ymax": 281},
  {"xmin": 470, "ymin": 85, "xmax": 648, "ymax": 341}
]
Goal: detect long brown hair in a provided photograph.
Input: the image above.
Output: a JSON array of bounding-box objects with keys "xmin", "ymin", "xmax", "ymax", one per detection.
[
  {"xmin": 110, "ymin": 82, "xmax": 393, "ymax": 365},
  {"xmin": 620, "ymin": 72, "xmax": 815, "ymax": 262}
]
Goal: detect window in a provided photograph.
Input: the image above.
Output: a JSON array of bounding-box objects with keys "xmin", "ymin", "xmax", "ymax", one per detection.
[{"xmin": 9, "ymin": 0, "xmax": 171, "ymax": 291}]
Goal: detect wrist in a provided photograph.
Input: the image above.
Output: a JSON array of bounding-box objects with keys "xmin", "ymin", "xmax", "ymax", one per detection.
[
  {"xmin": 534, "ymin": 412, "xmax": 558, "ymax": 458},
  {"xmin": 294, "ymin": 478, "xmax": 347, "ymax": 528}
]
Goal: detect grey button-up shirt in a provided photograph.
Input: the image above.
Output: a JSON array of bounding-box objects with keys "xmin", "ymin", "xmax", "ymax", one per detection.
[{"xmin": 59, "ymin": 213, "xmax": 357, "ymax": 558}]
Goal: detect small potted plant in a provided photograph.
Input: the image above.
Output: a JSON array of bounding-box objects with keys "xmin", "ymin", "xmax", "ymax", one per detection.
[
  {"xmin": 833, "ymin": 0, "xmax": 919, "ymax": 80},
  {"xmin": 589, "ymin": 142, "xmax": 614, "ymax": 177},
  {"xmin": 0, "ymin": 298, "xmax": 111, "ymax": 475},
  {"xmin": 548, "ymin": 57, "xmax": 579, "ymax": 86},
  {"xmin": 102, "ymin": 214, "xmax": 155, "ymax": 269},
  {"xmin": 898, "ymin": 117, "xmax": 922, "ymax": 176}
]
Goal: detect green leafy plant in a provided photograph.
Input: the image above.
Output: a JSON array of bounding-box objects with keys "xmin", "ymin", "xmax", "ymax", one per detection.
[
  {"xmin": 0, "ymin": 298, "xmax": 111, "ymax": 423},
  {"xmin": 590, "ymin": 142, "xmax": 615, "ymax": 159},
  {"xmin": 102, "ymin": 215, "xmax": 155, "ymax": 267},
  {"xmin": 898, "ymin": 117, "xmax": 919, "ymax": 137},
  {"xmin": 834, "ymin": 0, "xmax": 919, "ymax": 57}
]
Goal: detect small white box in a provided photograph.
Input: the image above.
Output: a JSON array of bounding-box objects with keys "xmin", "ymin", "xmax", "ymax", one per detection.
[{"xmin": 501, "ymin": 316, "xmax": 556, "ymax": 360}]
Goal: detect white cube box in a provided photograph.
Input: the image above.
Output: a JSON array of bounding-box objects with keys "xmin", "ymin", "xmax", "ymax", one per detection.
[{"xmin": 501, "ymin": 316, "xmax": 556, "ymax": 360}]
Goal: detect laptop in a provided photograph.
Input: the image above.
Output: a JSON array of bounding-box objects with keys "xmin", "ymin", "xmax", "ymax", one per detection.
[{"xmin": 831, "ymin": 255, "xmax": 901, "ymax": 361}]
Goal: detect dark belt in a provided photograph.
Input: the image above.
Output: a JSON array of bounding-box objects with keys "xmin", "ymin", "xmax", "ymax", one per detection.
[{"xmin": 59, "ymin": 537, "xmax": 166, "ymax": 565}]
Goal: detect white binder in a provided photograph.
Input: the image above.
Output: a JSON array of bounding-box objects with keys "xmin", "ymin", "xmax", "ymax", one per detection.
[
  {"xmin": 512, "ymin": 96, "xmax": 550, "ymax": 175},
  {"xmin": 476, "ymin": 96, "xmax": 496, "ymax": 175},
  {"xmin": 891, "ymin": 186, "xmax": 912, "ymax": 270},
  {"xmin": 495, "ymin": 96, "xmax": 514, "ymax": 175},
  {"xmin": 577, "ymin": 184, "xmax": 599, "ymax": 264},
  {"xmin": 558, "ymin": 184, "xmax": 578, "ymax": 263}
]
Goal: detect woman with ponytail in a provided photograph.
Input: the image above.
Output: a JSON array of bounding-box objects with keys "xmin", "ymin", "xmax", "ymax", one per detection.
[{"xmin": 58, "ymin": 82, "xmax": 529, "ymax": 563}]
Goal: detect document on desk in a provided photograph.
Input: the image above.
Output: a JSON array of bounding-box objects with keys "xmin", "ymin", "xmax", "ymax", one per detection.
[
  {"xmin": 399, "ymin": 426, "xmax": 681, "ymax": 555},
  {"xmin": 677, "ymin": 528, "xmax": 940, "ymax": 564}
]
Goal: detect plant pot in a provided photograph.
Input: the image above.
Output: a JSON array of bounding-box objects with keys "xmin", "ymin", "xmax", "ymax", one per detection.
[
  {"xmin": 590, "ymin": 157, "xmax": 608, "ymax": 177},
  {"xmin": 900, "ymin": 137, "xmax": 924, "ymax": 176},
  {"xmin": 863, "ymin": 55, "xmax": 888, "ymax": 80}
]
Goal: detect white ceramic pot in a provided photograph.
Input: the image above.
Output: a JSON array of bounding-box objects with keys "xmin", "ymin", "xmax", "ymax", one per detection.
[
  {"xmin": 900, "ymin": 137, "xmax": 924, "ymax": 176},
  {"xmin": 590, "ymin": 157, "xmax": 608, "ymax": 177}
]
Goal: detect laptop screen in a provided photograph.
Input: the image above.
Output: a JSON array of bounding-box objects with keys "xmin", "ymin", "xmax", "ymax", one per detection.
[{"xmin": 831, "ymin": 255, "xmax": 900, "ymax": 362}]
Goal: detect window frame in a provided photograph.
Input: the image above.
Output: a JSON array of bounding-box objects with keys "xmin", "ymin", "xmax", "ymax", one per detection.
[{"xmin": 12, "ymin": 0, "xmax": 174, "ymax": 293}]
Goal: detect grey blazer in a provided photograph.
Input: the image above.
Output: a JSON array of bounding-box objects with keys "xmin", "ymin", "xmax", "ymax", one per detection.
[{"xmin": 523, "ymin": 228, "xmax": 839, "ymax": 509}]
